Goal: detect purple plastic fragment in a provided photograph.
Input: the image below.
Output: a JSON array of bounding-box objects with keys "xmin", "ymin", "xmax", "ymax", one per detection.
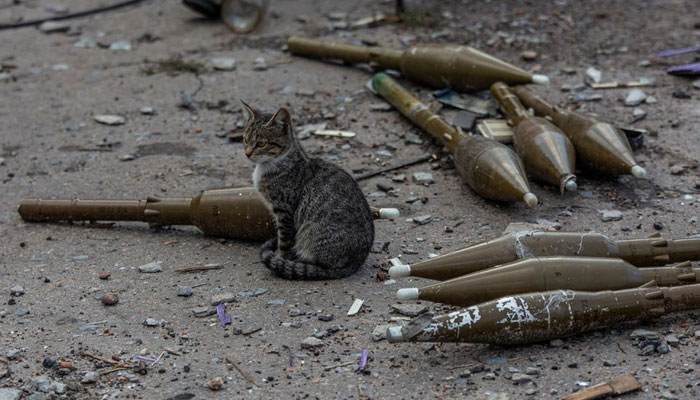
[
  {"xmin": 358, "ymin": 349, "xmax": 368, "ymax": 371},
  {"xmin": 134, "ymin": 355, "xmax": 157, "ymax": 362},
  {"xmin": 667, "ymin": 62, "xmax": 700, "ymax": 76},
  {"xmin": 654, "ymin": 45, "xmax": 700, "ymax": 58},
  {"xmin": 216, "ymin": 303, "xmax": 232, "ymax": 326}
]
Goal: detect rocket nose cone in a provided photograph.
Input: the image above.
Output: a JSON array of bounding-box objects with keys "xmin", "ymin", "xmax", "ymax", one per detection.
[
  {"xmin": 531, "ymin": 74, "xmax": 550, "ymax": 84},
  {"xmin": 564, "ymin": 179, "xmax": 578, "ymax": 192},
  {"xmin": 396, "ymin": 288, "xmax": 420, "ymax": 301},
  {"xmin": 378, "ymin": 208, "xmax": 400, "ymax": 219},
  {"xmin": 523, "ymin": 192, "xmax": 538, "ymax": 208},
  {"xmin": 631, "ymin": 165, "xmax": 647, "ymax": 179},
  {"xmin": 386, "ymin": 326, "xmax": 404, "ymax": 343},
  {"xmin": 389, "ymin": 264, "xmax": 411, "ymax": 278}
]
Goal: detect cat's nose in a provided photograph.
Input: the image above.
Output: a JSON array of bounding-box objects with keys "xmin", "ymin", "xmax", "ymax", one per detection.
[{"xmin": 245, "ymin": 148, "xmax": 253, "ymax": 157}]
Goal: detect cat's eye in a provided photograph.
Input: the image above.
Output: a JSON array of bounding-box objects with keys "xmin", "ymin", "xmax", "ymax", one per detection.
[{"xmin": 256, "ymin": 140, "xmax": 267, "ymax": 147}]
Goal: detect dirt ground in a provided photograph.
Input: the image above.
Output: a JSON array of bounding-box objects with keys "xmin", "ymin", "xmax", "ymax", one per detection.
[{"xmin": 1, "ymin": 0, "xmax": 699, "ymax": 399}]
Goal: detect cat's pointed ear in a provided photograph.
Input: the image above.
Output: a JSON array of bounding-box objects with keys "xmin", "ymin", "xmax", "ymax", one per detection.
[
  {"xmin": 240, "ymin": 100, "xmax": 256, "ymax": 121},
  {"xmin": 264, "ymin": 107, "xmax": 291, "ymax": 129}
]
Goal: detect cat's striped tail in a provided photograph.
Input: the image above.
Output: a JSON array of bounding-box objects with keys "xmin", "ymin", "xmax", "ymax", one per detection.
[{"xmin": 260, "ymin": 238, "xmax": 350, "ymax": 280}]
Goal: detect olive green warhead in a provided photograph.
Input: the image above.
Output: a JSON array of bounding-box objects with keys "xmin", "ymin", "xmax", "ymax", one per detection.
[
  {"xmin": 491, "ymin": 82, "xmax": 577, "ymax": 193},
  {"xmin": 388, "ymin": 231, "xmax": 700, "ymax": 281},
  {"xmin": 371, "ymin": 73, "xmax": 536, "ymax": 207},
  {"xmin": 395, "ymin": 258, "xmax": 699, "ymax": 307},
  {"xmin": 17, "ymin": 187, "xmax": 398, "ymax": 241},
  {"xmin": 287, "ymin": 36, "xmax": 549, "ymax": 92},
  {"xmin": 512, "ymin": 85, "xmax": 646, "ymax": 178},
  {"xmin": 386, "ymin": 282, "xmax": 700, "ymax": 345}
]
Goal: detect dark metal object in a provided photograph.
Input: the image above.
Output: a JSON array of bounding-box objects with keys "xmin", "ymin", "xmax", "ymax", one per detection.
[{"xmin": 371, "ymin": 73, "xmax": 537, "ymax": 207}]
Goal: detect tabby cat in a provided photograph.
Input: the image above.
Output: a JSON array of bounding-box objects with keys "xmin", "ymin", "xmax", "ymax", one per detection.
[{"xmin": 241, "ymin": 101, "xmax": 374, "ymax": 280}]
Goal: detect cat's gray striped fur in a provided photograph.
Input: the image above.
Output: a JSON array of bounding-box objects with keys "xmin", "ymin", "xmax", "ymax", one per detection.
[{"xmin": 241, "ymin": 101, "xmax": 374, "ymax": 280}]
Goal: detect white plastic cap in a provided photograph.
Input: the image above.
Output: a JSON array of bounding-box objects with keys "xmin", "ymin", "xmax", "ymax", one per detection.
[
  {"xmin": 386, "ymin": 326, "xmax": 404, "ymax": 343},
  {"xmin": 523, "ymin": 192, "xmax": 538, "ymax": 208},
  {"xmin": 565, "ymin": 179, "xmax": 578, "ymax": 192},
  {"xmin": 389, "ymin": 264, "xmax": 411, "ymax": 278},
  {"xmin": 378, "ymin": 208, "xmax": 400, "ymax": 219},
  {"xmin": 396, "ymin": 288, "xmax": 419, "ymax": 301},
  {"xmin": 631, "ymin": 165, "xmax": 647, "ymax": 179},
  {"xmin": 532, "ymin": 74, "xmax": 550, "ymax": 84}
]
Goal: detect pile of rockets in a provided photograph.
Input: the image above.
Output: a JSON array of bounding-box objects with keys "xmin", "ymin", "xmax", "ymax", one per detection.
[
  {"xmin": 17, "ymin": 36, "xmax": 698, "ymax": 347},
  {"xmin": 385, "ymin": 231, "xmax": 700, "ymax": 345},
  {"xmin": 288, "ymin": 36, "xmax": 647, "ymax": 207}
]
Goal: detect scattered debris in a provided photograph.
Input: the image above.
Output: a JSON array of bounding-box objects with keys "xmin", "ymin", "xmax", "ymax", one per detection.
[
  {"xmin": 93, "ymin": 114, "xmax": 126, "ymax": 126},
  {"xmin": 347, "ymin": 298, "xmax": 364, "ymax": 316},
  {"xmin": 138, "ymin": 260, "xmax": 163, "ymax": 273},
  {"xmin": 176, "ymin": 286, "xmax": 194, "ymax": 297},
  {"xmin": 38, "ymin": 21, "xmax": 71, "ymax": 33},
  {"xmin": 211, "ymin": 57, "xmax": 236, "ymax": 71},
  {"xmin": 562, "ymin": 373, "xmax": 641, "ymax": 400},
  {"xmin": 206, "ymin": 376, "xmax": 224, "ymax": 391},
  {"xmin": 301, "ymin": 337, "xmax": 324, "ymax": 349},
  {"xmin": 433, "ymin": 89, "xmax": 498, "ymax": 116},
  {"xmin": 599, "ymin": 209, "xmax": 623, "ymax": 222},
  {"xmin": 176, "ymin": 263, "xmax": 223, "ymax": 273},
  {"xmin": 585, "ymin": 67, "xmax": 602, "ymax": 85},
  {"xmin": 109, "ymin": 40, "xmax": 132, "ymax": 51},
  {"xmin": 211, "ymin": 292, "xmax": 236, "ymax": 306},
  {"xmin": 353, "ymin": 154, "xmax": 432, "ymax": 181},
  {"xmin": 314, "ymin": 129, "xmax": 356, "ymax": 138},
  {"xmin": 391, "ymin": 302, "xmax": 428, "ymax": 316}
]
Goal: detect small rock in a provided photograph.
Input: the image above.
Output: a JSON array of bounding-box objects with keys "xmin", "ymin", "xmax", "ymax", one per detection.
[
  {"xmin": 391, "ymin": 303, "xmax": 428, "ymax": 317},
  {"xmin": 237, "ymin": 288, "xmax": 269, "ymax": 298},
  {"xmin": 413, "ymin": 215, "xmax": 433, "ymax": 225},
  {"xmin": 94, "ymin": 114, "xmax": 125, "ymax": 126},
  {"xmin": 656, "ymin": 341, "xmax": 670, "ymax": 354},
  {"xmin": 372, "ymin": 324, "xmax": 392, "ymax": 341},
  {"xmin": 525, "ymin": 389, "xmax": 538, "ymax": 396},
  {"xmin": 521, "ymin": 50, "xmax": 537, "ymax": 61},
  {"xmin": 665, "ymin": 335, "xmax": 680, "ymax": 346},
  {"xmin": 101, "ymin": 293, "xmax": 119, "ymax": 306},
  {"xmin": 645, "ymin": 95, "xmax": 657, "ymax": 104},
  {"xmin": 413, "ymin": 172, "xmax": 435, "ymax": 185},
  {"xmin": 549, "ymin": 339, "xmax": 564, "ymax": 347},
  {"xmin": 267, "ymin": 299, "xmax": 286, "ymax": 306},
  {"xmin": 640, "ymin": 344, "xmax": 655, "ymax": 356},
  {"xmin": 599, "ymin": 209, "xmax": 623, "ymax": 222},
  {"xmin": 0, "ymin": 388, "xmax": 21, "ymax": 400},
  {"xmin": 98, "ymin": 272, "xmax": 111, "ymax": 280},
  {"xmin": 109, "ymin": 40, "xmax": 132, "ymax": 51},
  {"xmin": 6, "ymin": 348, "xmax": 21, "ymax": 360},
  {"xmin": 511, "ymin": 373, "xmax": 532, "ymax": 384},
  {"xmin": 603, "ymin": 360, "xmax": 617, "ymax": 366},
  {"xmin": 632, "ymin": 107, "xmax": 647, "ymax": 120},
  {"xmin": 139, "ymin": 106, "xmax": 155, "ymax": 115},
  {"xmin": 624, "ymin": 89, "xmax": 647, "ymax": 106},
  {"xmin": 653, "ymin": 222, "xmax": 664, "ymax": 230},
  {"xmin": 143, "ymin": 318, "xmax": 164, "ymax": 327},
  {"xmin": 301, "ymin": 337, "xmax": 324, "ymax": 350},
  {"xmin": 693, "ymin": 80, "xmax": 700, "ymax": 90},
  {"xmin": 207, "ymin": 376, "xmax": 224, "ymax": 391},
  {"xmin": 177, "ymin": 287, "xmax": 194, "ymax": 297},
  {"xmin": 318, "ymin": 314, "xmax": 334, "ymax": 321},
  {"xmin": 672, "ymin": 89, "xmax": 691, "ymax": 99},
  {"xmin": 525, "ymin": 367, "xmax": 540, "ymax": 375},
  {"xmin": 81, "ymin": 371, "xmax": 99, "ymax": 384},
  {"xmin": 211, "ymin": 292, "xmax": 236, "ymax": 305},
  {"xmin": 119, "ymin": 154, "xmax": 136, "ymax": 162},
  {"xmin": 39, "ymin": 21, "xmax": 71, "ymax": 33},
  {"xmin": 138, "ymin": 260, "xmax": 163, "ymax": 273},
  {"xmin": 670, "ymin": 165, "xmax": 685, "ymax": 175},
  {"xmin": 288, "ymin": 308, "xmax": 304, "ymax": 317},
  {"xmin": 483, "ymin": 373, "xmax": 496, "ymax": 380},
  {"xmin": 585, "ymin": 67, "xmax": 602, "ymax": 84},
  {"xmin": 211, "ymin": 57, "xmax": 236, "ymax": 71},
  {"xmin": 392, "ymin": 174, "xmax": 406, "ymax": 183},
  {"xmin": 10, "ymin": 285, "xmax": 25, "ymax": 296},
  {"xmin": 191, "ymin": 306, "xmax": 216, "ymax": 317},
  {"xmin": 253, "ymin": 57, "xmax": 268, "ymax": 71}
]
